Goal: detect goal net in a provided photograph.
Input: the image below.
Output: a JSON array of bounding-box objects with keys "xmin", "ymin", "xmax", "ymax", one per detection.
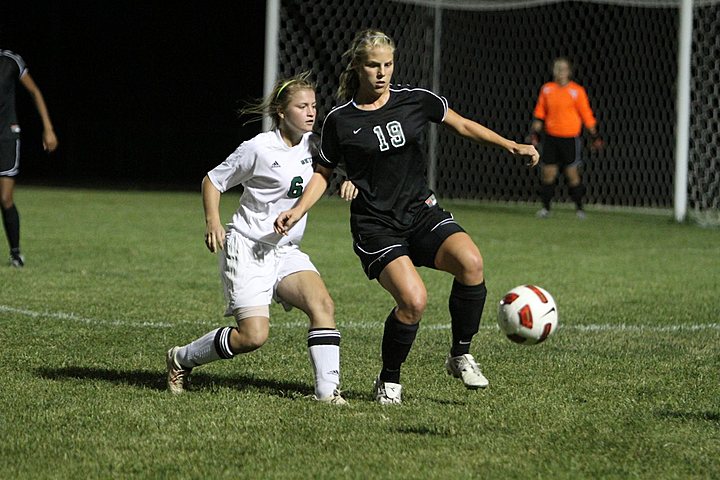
[
  {"xmin": 272, "ymin": 0, "xmax": 719, "ymax": 225},
  {"xmin": 688, "ymin": 1, "xmax": 720, "ymax": 226}
]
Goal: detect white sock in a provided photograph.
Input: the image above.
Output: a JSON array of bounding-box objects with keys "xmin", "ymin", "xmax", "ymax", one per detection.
[
  {"xmin": 176, "ymin": 327, "xmax": 235, "ymax": 369},
  {"xmin": 307, "ymin": 329, "xmax": 341, "ymax": 399}
]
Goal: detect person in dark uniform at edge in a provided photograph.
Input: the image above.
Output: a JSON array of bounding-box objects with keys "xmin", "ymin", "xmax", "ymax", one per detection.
[{"xmin": 0, "ymin": 47, "xmax": 58, "ymax": 267}]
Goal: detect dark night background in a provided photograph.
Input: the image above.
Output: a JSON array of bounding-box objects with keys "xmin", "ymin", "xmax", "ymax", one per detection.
[{"xmin": 3, "ymin": 2, "xmax": 268, "ymax": 189}]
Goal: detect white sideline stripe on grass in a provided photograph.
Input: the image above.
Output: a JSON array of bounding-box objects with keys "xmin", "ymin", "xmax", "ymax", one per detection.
[
  {"xmin": 2, "ymin": 304, "xmax": 720, "ymax": 333},
  {"xmin": 0, "ymin": 305, "xmax": 179, "ymax": 329}
]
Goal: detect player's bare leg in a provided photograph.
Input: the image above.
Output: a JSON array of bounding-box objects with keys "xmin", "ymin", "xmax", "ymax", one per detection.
[
  {"xmin": 277, "ymin": 271, "xmax": 345, "ymax": 404},
  {"xmin": 538, "ymin": 164, "xmax": 559, "ymax": 218},
  {"xmin": 565, "ymin": 165, "xmax": 586, "ymax": 219},
  {"xmin": 166, "ymin": 312, "xmax": 269, "ymax": 394},
  {"xmin": 0, "ymin": 177, "xmax": 22, "ymax": 267},
  {"xmin": 435, "ymin": 233, "xmax": 489, "ymax": 389},
  {"xmin": 228, "ymin": 316, "xmax": 270, "ymax": 353},
  {"xmin": 276, "ymin": 270, "xmax": 335, "ymax": 329}
]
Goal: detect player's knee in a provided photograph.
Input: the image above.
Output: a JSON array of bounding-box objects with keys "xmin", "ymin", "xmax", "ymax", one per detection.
[
  {"xmin": 397, "ymin": 289, "xmax": 427, "ymax": 324},
  {"xmin": 306, "ymin": 293, "xmax": 335, "ymax": 327},
  {"xmin": 0, "ymin": 195, "xmax": 13, "ymax": 210},
  {"xmin": 231, "ymin": 313, "xmax": 270, "ymax": 353},
  {"xmin": 541, "ymin": 167, "xmax": 558, "ymax": 184},
  {"xmin": 314, "ymin": 293, "xmax": 334, "ymax": 317},
  {"xmin": 463, "ymin": 253, "xmax": 484, "ymax": 284},
  {"xmin": 233, "ymin": 327, "xmax": 268, "ymax": 353}
]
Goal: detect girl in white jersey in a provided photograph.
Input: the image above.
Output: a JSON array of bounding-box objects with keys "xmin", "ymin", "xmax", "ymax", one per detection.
[{"xmin": 166, "ymin": 72, "xmax": 346, "ymax": 404}]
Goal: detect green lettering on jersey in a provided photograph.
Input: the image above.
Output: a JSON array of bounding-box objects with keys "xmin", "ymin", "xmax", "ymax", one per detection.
[{"xmin": 287, "ymin": 176, "xmax": 304, "ymax": 198}]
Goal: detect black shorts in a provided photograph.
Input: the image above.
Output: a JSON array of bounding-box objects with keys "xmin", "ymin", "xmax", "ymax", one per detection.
[
  {"xmin": 352, "ymin": 203, "xmax": 465, "ymax": 280},
  {"xmin": 0, "ymin": 138, "xmax": 20, "ymax": 177},
  {"xmin": 541, "ymin": 134, "xmax": 582, "ymax": 169}
]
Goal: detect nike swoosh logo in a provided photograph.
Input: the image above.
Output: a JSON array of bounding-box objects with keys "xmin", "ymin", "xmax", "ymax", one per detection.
[
  {"xmin": 540, "ymin": 307, "xmax": 556, "ymax": 318},
  {"xmin": 353, "ymin": 128, "xmax": 362, "ymax": 134}
]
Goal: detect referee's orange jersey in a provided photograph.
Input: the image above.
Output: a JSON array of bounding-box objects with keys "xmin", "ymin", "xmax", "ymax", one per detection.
[{"xmin": 533, "ymin": 81, "xmax": 597, "ymax": 138}]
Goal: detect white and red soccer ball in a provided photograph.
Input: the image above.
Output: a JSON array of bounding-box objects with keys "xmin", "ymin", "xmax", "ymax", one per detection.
[{"xmin": 497, "ymin": 285, "xmax": 558, "ymax": 345}]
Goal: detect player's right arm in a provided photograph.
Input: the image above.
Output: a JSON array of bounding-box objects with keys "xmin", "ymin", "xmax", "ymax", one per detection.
[
  {"xmin": 203, "ymin": 142, "xmax": 254, "ymax": 252},
  {"xmin": 202, "ymin": 175, "xmax": 225, "ymax": 253},
  {"xmin": 528, "ymin": 86, "xmax": 546, "ymax": 145}
]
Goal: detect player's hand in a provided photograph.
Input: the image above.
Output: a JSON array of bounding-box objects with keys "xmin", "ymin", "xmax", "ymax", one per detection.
[
  {"xmin": 205, "ymin": 220, "xmax": 226, "ymax": 253},
  {"xmin": 525, "ymin": 131, "xmax": 541, "ymax": 147},
  {"xmin": 339, "ymin": 180, "xmax": 358, "ymax": 201},
  {"xmin": 590, "ymin": 135, "xmax": 605, "ymax": 152},
  {"xmin": 274, "ymin": 208, "xmax": 303, "ymax": 236},
  {"xmin": 43, "ymin": 129, "xmax": 58, "ymax": 153},
  {"xmin": 511, "ymin": 142, "xmax": 540, "ymax": 167}
]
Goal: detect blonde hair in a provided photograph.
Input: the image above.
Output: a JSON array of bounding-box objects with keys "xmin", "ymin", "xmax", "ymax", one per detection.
[
  {"xmin": 239, "ymin": 71, "xmax": 315, "ymax": 129},
  {"xmin": 336, "ymin": 29, "xmax": 396, "ymax": 101}
]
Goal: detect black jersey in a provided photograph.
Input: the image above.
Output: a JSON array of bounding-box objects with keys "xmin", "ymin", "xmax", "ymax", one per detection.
[
  {"xmin": 319, "ymin": 86, "xmax": 448, "ymax": 234},
  {"xmin": 0, "ymin": 50, "xmax": 26, "ymax": 140}
]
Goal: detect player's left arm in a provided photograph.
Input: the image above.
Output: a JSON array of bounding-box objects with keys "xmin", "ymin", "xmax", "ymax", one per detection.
[
  {"xmin": 338, "ymin": 179, "xmax": 358, "ymax": 201},
  {"xmin": 577, "ymin": 88, "xmax": 603, "ymax": 150},
  {"xmin": 274, "ymin": 164, "xmax": 333, "ymax": 235},
  {"xmin": 20, "ymin": 72, "xmax": 58, "ymax": 152},
  {"xmin": 443, "ymin": 108, "xmax": 539, "ymax": 166}
]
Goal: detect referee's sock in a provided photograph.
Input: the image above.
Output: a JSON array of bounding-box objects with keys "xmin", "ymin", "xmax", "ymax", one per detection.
[
  {"xmin": 449, "ymin": 280, "xmax": 486, "ymax": 357},
  {"xmin": 175, "ymin": 327, "xmax": 236, "ymax": 369},
  {"xmin": 380, "ymin": 309, "xmax": 419, "ymax": 384},
  {"xmin": 1, "ymin": 204, "xmax": 20, "ymax": 252}
]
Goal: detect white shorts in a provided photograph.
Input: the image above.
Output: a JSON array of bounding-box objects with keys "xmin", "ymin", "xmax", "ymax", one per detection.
[{"xmin": 219, "ymin": 231, "xmax": 318, "ymax": 316}]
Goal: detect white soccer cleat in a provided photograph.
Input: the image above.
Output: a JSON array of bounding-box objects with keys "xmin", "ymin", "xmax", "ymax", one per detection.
[
  {"xmin": 166, "ymin": 347, "xmax": 192, "ymax": 394},
  {"xmin": 373, "ymin": 377, "xmax": 403, "ymax": 405},
  {"xmin": 445, "ymin": 353, "xmax": 489, "ymax": 389},
  {"xmin": 314, "ymin": 389, "xmax": 348, "ymax": 405},
  {"xmin": 9, "ymin": 252, "xmax": 25, "ymax": 268},
  {"xmin": 536, "ymin": 208, "xmax": 550, "ymax": 219},
  {"xmin": 576, "ymin": 210, "xmax": 587, "ymax": 220}
]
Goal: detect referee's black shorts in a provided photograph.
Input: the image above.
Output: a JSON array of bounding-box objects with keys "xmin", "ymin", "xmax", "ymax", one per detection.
[
  {"xmin": 352, "ymin": 203, "xmax": 465, "ymax": 280},
  {"xmin": 541, "ymin": 134, "xmax": 582, "ymax": 169}
]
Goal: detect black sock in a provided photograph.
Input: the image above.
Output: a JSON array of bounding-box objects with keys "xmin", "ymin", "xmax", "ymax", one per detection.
[
  {"xmin": 449, "ymin": 280, "xmax": 486, "ymax": 357},
  {"xmin": 213, "ymin": 326, "xmax": 237, "ymax": 359},
  {"xmin": 539, "ymin": 184, "xmax": 555, "ymax": 210},
  {"xmin": 380, "ymin": 309, "xmax": 419, "ymax": 384},
  {"xmin": 569, "ymin": 184, "xmax": 586, "ymax": 210},
  {"xmin": 1, "ymin": 204, "xmax": 20, "ymax": 252}
]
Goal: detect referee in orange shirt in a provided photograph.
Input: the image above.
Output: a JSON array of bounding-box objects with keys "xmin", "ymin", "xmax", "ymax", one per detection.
[{"xmin": 529, "ymin": 57, "xmax": 602, "ymax": 219}]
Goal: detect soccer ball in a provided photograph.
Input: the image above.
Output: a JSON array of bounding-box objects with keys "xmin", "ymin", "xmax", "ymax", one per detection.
[{"xmin": 497, "ymin": 285, "xmax": 558, "ymax": 345}]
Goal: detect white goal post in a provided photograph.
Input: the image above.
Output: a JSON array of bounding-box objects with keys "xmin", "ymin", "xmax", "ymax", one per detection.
[{"xmin": 265, "ymin": 0, "xmax": 720, "ymax": 226}]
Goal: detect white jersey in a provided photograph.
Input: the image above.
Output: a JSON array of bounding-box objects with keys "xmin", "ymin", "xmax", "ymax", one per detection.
[{"xmin": 208, "ymin": 129, "xmax": 317, "ymax": 246}]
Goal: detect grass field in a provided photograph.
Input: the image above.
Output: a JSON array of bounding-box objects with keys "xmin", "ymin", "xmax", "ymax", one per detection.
[{"xmin": 1, "ymin": 186, "xmax": 719, "ymax": 479}]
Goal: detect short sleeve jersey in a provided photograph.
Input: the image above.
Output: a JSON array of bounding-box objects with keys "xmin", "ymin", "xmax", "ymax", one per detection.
[
  {"xmin": 533, "ymin": 81, "xmax": 596, "ymax": 138},
  {"xmin": 208, "ymin": 129, "xmax": 317, "ymax": 246},
  {"xmin": 319, "ymin": 86, "xmax": 448, "ymax": 234},
  {"xmin": 0, "ymin": 50, "xmax": 27, "ymax": 140}
]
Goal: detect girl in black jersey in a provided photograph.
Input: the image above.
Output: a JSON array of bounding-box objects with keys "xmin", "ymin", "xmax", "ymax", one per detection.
[
  {"xmin": 275, "ymin": 29, "xmax": 539, "ymax": 404},
  {"xmin": 0, "ymin": 49, "xmax": 58, "ymax": 267}
]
